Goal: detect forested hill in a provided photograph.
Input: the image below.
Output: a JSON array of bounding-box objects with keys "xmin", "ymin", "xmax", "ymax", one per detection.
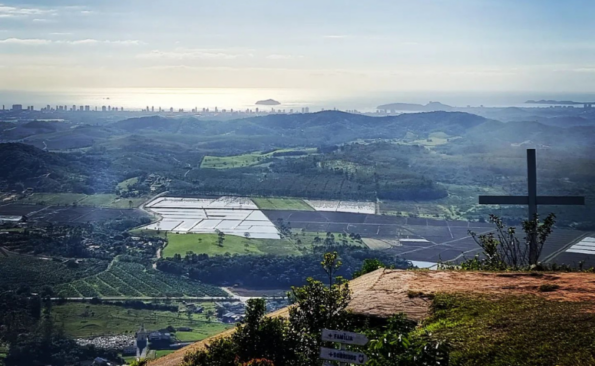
[
  {"xmin": 110, "ymin": 111, "xmax": 493, "ymax": 145},
  {"xmin": 0, "ymin": 143, "xmax": 115, "ymax": 193}
]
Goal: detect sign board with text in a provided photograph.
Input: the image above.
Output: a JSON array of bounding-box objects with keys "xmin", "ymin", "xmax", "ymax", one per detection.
[
  {"xmin": 320, "ymin": 347, "xmax": 368, "ymax": 365},
  {"xmin": 322, "ymin": 329, "xmax": 369, "ymax": 346}
]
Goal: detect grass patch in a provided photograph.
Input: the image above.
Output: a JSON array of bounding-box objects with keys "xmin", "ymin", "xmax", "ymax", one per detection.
[
  {"xmin": 117, "ymin": 177, "xmax": 139, "ymax": 190},
  {"xmin": 52, "ymin": 302, "xmax": 232, "ymax": 340},
  {"xmin": 155, "ymin": 350, "xmax": 176, "ymax": 359},
  {"xmin": 163, "ymin": 233, "xmax": 302, "ymax": 258},
  {"xmin": 201, "ymin": 148, "xmax": 316, "ymax": 169},
  {"xmin": 252, "ymin": 197, "xmax": 314, "ymax": 211},
  {"xmin": 423, "ymin": 293, "xmax": 595, "ymax": 366}
]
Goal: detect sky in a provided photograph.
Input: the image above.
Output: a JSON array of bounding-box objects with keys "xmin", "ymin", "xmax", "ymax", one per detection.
[{"xmin": 1, "ymin": 0, "xmax": 595, "ymax": 93}]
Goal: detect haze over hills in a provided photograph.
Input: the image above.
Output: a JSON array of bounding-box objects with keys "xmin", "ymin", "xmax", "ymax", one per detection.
[{"xmin": 377, "ymin": 101, "xmax": 454, "ymax": 112}]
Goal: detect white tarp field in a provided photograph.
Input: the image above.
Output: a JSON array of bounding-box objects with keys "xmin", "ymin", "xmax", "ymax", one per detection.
[
  {"xmin": 566, "ymin": 237, "xmax": 595, "ymax": 255},
  {"xmin": 141, "ymin": 197, "xmax": 280, "ymax": 239},
  {"xmin": 305, "ymin": 200, "xmax": 376, "ymax": 214}
]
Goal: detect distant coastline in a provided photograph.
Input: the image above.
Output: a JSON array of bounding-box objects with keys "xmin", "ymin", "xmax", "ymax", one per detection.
[{"xmin": 525, "ymin": 100, "xmax": 591, "ymax": 105}]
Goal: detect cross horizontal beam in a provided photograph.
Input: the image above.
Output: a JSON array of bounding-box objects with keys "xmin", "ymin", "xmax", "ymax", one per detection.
[{"xmin": 479, "ymin": 196, "xmax": 585, "ymax": 206}]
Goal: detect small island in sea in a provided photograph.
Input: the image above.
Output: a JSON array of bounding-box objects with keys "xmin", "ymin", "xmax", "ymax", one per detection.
[{"xmin": 256, "ymin": 99, "xmax": 281, "ymax": 106}]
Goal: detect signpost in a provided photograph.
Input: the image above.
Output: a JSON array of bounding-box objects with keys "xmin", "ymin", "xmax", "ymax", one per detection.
[
  {"xmin": 320, "ymin": 329, "xmax": 369, "ymax": 365},
  {"xmin": 319, "ymin": 347, "xmax": 368, "ymax": 365},
  {"xmin": 322, "ymin": 329, "xmax": 369, "ymax": 346}
]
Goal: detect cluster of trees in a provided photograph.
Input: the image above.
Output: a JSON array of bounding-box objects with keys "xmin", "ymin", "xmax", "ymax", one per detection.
[
  {"xmin": 1, "ymin": 220, "xmax": 153, "ymax": 259},
  {"xmin": 177, "ymin": 142, "xmax": 447, "ymax": 201},
  {"xmin": 156, "ymin": 247, "xmax": 410, "ymax": 289},
  {"xmin": 0, "ymin": 143, "xmax": 118, "ymax": 194},
  {"xmin": 95, "ymin": 298, "xmax": 178, "ymax": 312},
  {"xmin": 0, "ymin": 289, "xmax": 122, "ymax": 366},
  {"xmin": 181, "ymin": 253, "xmax": 448, "ymax": 366}
]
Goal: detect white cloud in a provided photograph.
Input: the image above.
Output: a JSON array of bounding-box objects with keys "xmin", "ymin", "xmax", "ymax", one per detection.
[
  {"xmin": 137, "ymin": 48, "xmax": 251, "ymax": 60},
  {"xmin": 0, "ymin": 38, "xmax": 52, "ymax": 45},
  {"xmin": 266, "ymin": 54, "xmax": 303, "ymax": 60},
  {"xmin": 0, "ymin": 38, "xmax": 143, "ymax": 46},
  {"xmin": 0, "ymin": 4, "xmax": 55, "ymax": 18},
  {"xmin": 323, "ymin": 35, "xmax": 348, "ymax": 39}
]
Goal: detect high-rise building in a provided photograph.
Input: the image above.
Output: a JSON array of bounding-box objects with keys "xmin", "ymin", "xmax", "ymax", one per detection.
[
  {"xmin": 12, "ymin": 104, "xmax": 23, "ymax": 111},
  {"xmin": 85, "ymin": 106, "xmax": 90, "ymax": 111},
  {"xmin": 102, "ymin": 106, "xmax": 107, "ymax": 112}
]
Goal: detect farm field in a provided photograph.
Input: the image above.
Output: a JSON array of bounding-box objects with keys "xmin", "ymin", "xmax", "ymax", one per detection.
[
  {"xmin": 0, "ymin": 203, "xmax": 150, "ymax": 224},
  {"xmin": 142, "ymin": 196, "xmax": 280, "ymax": 239},
  {"xmin": 200, "ymin": 148, "xmax": 316, "ymax": 169},
  {"xmin": 54, "ymin": 260, "xmax": 227, "ymax": 298},
  {"xmin": 18, "ymin": 193, "xmax": 146, "ymax": 209},
  {"xmin": 52, "ymin": 302, "xmax": 231, "ymax": 340},
  {"xmin": 0, "ymin": 253, "xmax": 108, "ymax": 291},
  {"xmin": 253, "ymin": 197, "xmax": 314, "ymax": 211},
  {"xmin": 162, "ymin": 233, "xmax": 302, "ymax": 257},
  {"xmin": 362, "ymin": 238, "xmax": 393, "ymax": 250},
  {"xmin": 305, "ymin": 200, "xmax": 376, "ymax": 214}
]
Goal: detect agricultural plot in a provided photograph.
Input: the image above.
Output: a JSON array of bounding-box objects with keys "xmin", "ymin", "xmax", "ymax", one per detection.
[
  {"xmin": 305, "ymin": 200, "xmax": 376, "ymax": 214},
  {"xmin": 52, "ymin": 302, "xmax": 231, "ymax": 340},
  {"xmin": 201, "ymin": 152, "xmax": 271, "ymax": 169},
  {"xmin": 544, "ymin": 232, "xmax": 595, "ymax": 268},
  {"xmin": 0, "ymin": 254, "xmax": 108, "ymax": 291},
  {"xmin": 253, "ymin": 197, "xmax": 314, "ymax": 211},
  {"xmin": 55, "ymin": 261, "xmax": 227, "ymax": 298},
  {"xmin": 200, "ymin": 148, "xmax": 316, "ymax": 169},
  {"xmin": 0, "ymin": 203, "xmax": 149, "ymax": 224},
  {"xmin": 162, "ymin": 233, "xmax": 302, "ymax": 257},
  {"xmin": 362, "ymin": 238, "xmax": 393, "ymax": 250},
  {"xmin": 263, "ymin": 209, "xmax": 589, "ymax": 265},
  {"xmin": 142, "ymin": 197, "xmax": 280, "ymax": 239}
]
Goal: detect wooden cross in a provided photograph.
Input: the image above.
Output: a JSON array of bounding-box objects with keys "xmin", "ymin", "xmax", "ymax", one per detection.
[
  {"xmin": 479, "ymin": 149, "xmax": 585, "ymax": 263},
  {"xmin": 479, "ymin": 149, "xmax": 585, "ymax": 219}
]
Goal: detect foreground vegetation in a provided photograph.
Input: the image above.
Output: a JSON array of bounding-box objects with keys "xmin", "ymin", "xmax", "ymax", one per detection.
[
  {"xmin": 181, "ymin": 253, "xmax": 447, "ymax": 366},
  {"xmin": 425, "ymin": 293, "xmax": 595, "ymax": 366}
]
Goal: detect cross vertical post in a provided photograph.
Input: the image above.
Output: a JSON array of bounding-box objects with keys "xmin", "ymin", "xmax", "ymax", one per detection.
[
  {"xmin": 527, "ymin": 149, "xmax": 538, "ymax": 264},
  {"xmin": 527, "ymin": 149, "xmax": 537, "ymax": 221}
]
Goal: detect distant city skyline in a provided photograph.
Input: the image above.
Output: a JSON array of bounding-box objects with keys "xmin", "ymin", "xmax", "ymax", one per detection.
[{"xmin": 1, "ymin": 0, "xmax": 594, "ymax": 93}]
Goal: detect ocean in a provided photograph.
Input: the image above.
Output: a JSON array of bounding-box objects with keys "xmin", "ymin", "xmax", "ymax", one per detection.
[{"xmin": 1, "ymin": 88, "xmax": 594, "ymax": 112}]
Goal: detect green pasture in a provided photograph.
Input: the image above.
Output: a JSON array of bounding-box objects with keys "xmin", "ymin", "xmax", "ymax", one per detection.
[
  {"xmin": 200, "ymin": 148, "xmax": 316, "ymax": 169},
  {"xmin": 162, "ymin": 233, "xmax": 301, "ymax": 257},
  {"xmin": 52, "ymin": 302, "xmax": 231, "ymax": 341},
  {"xmin": 252, "ymin": 197, "xmax": 314, "ymax": 211}
]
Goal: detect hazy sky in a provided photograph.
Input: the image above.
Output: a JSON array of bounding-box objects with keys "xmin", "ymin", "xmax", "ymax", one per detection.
[{"xmin": 1, "ymin": 0, "xmax": 594, "ymax": 92}]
